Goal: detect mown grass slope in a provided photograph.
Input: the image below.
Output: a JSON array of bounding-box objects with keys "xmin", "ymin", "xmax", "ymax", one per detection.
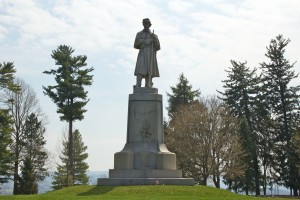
[{"xmin": 0, "ymin": 185, "xmax": 295, "ymax": 200}]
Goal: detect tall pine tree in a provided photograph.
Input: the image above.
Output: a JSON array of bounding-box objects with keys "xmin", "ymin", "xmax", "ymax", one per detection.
[
  {"xmin": 43, "ymin": 45, "xmax": 93, "ymax": 186},
  {"xmin": 218, "ymin": 60, "xmax": 261, "ymax": 195},
  {"xmin": 260, "ymin": 35, "xmax": 300, "ymax": 196},
  {"xmin": 253, "ymin": 87, "xmax": 275, "ymax": 195},
  {"xmin": 18, "ymin": 113, "xmax": 48, "ymax": 194},
  {"xmin": 52, "ymin": 129, "xmax": 89, "ymax": 190}
]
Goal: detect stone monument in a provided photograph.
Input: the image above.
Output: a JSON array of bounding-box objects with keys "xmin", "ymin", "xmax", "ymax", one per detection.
[{"xmin": 98, "ymin": 18, "xmax": 194, "ymax": 186}]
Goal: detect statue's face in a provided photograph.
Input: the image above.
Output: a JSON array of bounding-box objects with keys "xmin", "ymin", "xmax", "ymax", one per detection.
[{"xmin": 143, "ymin": 21, "xmax": 151, "ymax": 29}]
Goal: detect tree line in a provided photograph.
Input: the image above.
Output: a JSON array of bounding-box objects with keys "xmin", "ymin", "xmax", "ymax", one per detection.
[
  {"xmin": 0, "ymin": 45, "xmax": 92, "ymax": 194},
  {"xmin": 165, "ymin": 35, "xmax": 300, "ymax": 196}
]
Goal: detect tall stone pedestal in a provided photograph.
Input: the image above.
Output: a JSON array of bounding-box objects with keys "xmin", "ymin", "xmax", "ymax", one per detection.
[{"xmin": 98, "ymin": 87, "xmax": 194, "ymax": 186}]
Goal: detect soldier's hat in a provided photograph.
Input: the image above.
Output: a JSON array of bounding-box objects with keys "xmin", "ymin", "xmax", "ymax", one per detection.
[{"xmin": 143, "ymin": 18, "xmax": 151, "ymax": 25}]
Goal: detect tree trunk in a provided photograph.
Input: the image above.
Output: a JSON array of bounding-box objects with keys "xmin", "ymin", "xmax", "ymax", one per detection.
[
  {"xmin": 293, "ymin": 187, "xmax": 298, "ymax": 196},
  {"xmin": 213, "ymin": 175, "xmax": 220, "ymax": 188},
  {"xmin": 201, "ymin": 175, "xmax": 208, "ymax": 186},
  {"xmin": 13, "ymin": 160, "xmax": 19, "ymax": 195},
  {"xmin": 228, "ymin": 180, "xmax": 232, "ymax": 190},
  {"xmin": 244, "ymin": 96, "xmax": 260, "ymax": 196},
  {"xmin": 68, "ymin": 119, "xmax": 73, "ymax": 186},
  {"xmin": 263, "ymin": 165, "xmax": 267, "ymax": 195},
  {"xmin": 254, "ymin": 156, "xmax": 260, "ymax": 195},
  {"xmin": 234, "ymin": 181, "xmax": 238, "ymax": 193},
  {"xmin": 13, "ymin": 133, "xmax": 19, "ymax": 195}
]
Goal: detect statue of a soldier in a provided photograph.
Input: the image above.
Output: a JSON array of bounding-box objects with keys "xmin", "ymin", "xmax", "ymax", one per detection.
[{"xmin": 134, "ymin": 18, "xmax": 160, "ymax": 88}]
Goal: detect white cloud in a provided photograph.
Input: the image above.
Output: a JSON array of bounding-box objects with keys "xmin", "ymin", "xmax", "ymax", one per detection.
[
  {"xmin": 168, "ymin": 0, "xmax": 193, "ymax": 13},
  {"xmin": 0, "ymin": 25, "xmax": 7, "ymax": 42}
]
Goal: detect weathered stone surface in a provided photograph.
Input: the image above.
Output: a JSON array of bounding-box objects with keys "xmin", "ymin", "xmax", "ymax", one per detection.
[{"xmin": 98, "ymin": 87, "xmax": 195, "ymax": 185}]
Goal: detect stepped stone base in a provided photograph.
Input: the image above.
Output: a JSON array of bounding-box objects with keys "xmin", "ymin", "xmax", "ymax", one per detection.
[
  {"xmin": 98, "ymin": 178, "xmax": 195, "ymax": 186},
  {"xmin": 98, "ymin": 169, "xmax": 194, "ymax": 186},
  {"xmin": 98, "ymin": 87, "xmax": 195, "ymax": 186}
]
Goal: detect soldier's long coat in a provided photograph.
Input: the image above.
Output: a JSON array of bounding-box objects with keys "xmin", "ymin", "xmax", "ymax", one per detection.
[{"xmin": 134, "ymin": 29, "xmax": 160, "ymax": 78}]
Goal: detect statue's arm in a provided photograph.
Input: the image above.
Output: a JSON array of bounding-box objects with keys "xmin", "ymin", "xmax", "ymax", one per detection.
[
  {"xmin": 153, "ymin": 34, "xmax": 160, "ymax": 51},
  {"xmin": 134, "ymin": 33, "xmax": 142, "ymax": 49}
]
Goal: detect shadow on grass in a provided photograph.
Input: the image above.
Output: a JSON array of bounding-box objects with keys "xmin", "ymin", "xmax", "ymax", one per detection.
[{"xmin": 78, "ymin": 186, "xmax": 117, "ymax": 196}]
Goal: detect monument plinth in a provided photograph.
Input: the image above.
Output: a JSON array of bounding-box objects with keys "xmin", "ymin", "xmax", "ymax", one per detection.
[{"xmin": 98, "ymin": 87, "xmax": 194, "ymax": 185}]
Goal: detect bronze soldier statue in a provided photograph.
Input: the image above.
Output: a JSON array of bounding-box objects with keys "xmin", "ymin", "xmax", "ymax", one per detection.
[{"xmin": 134, "ymin": 18, "xmax": 160, "ymax": 88}]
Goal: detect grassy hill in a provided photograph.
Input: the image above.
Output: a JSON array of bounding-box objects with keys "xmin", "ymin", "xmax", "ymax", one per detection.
[{"xmin": 0, "ymin": 185, "xmax": 296, "ymax": 200}]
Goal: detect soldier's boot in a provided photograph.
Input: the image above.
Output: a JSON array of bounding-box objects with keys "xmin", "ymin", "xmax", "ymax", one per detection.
[
  {"xmin": 145, "ymin": 75, "xmax": 153, "ymax": 88},
  {"xmin": 135, "ymin": 75, "xmax": 142, "ymax": 87}
]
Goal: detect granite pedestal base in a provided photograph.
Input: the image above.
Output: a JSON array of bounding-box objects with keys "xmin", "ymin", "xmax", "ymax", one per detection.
[{"xmin": 98, "ymin": 87, "xmax": 195, "ymax": 186}]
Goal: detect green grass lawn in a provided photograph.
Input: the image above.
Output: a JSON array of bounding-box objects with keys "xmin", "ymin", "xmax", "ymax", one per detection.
[{"xmin": 0, "ymin": 185, "xmax": 295, "ymax": 200}]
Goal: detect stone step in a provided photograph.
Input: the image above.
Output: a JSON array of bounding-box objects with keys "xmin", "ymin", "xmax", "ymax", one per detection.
[{"xmin": 98, "ymin": 178, "xmax": 195, "ymax": 186}]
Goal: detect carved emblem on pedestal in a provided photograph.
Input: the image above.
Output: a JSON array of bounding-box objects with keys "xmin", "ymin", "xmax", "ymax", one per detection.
[{"xmin": 141, "ymin": 120, "xmax": 152, "ymax": 140}]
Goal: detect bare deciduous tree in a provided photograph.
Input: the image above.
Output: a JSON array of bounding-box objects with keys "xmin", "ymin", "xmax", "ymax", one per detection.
[
  {"xmin": 166, "ymin": 96, "xmax": 245, "ymax": 187},
  {"xmin": 2, "ymin": 78, "xmax": 46, "ymax": 194}
]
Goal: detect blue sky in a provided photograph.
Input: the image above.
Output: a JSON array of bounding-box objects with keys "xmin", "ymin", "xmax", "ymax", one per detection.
[{"xmin": 1, "ymin": 0, "xmax": 300, "ymax": 171}]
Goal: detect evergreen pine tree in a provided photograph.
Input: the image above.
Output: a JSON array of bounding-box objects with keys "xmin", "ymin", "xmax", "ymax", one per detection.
[
  {"xmin": 18, "ymin": 113, "xmax": 48, "ymax": 194},
  {"xmin": 52, "ymin": 129, "xmax": 89, "ymax": 190},
  {"xmin": 218, "ymin": 60, "xmax": 261, "ymax": 195},
  {"xmin": 218, "ymin": 60, "xmax": 260, "ymax": 129},
  {"xmin": 0, "ymin": 109, "xmax": 13, "ymax": 185},
  {"xmin": 260, "ymin": 35, "xmax": 300, "ymax": 196},
  {"xmin": 238, "ymin": 119, "xmax": 257, "ymax": 195},
  {"xmin": 43, "ymin": 45, "xmax": 93, "ymax": 185},
  {"xmin": 165, "ymin": 73, "xmax": 200, "ymax": 159},
  {"xmin": 19, "ymin": 158, "xmax": 38, "ymax": 194},
  {"xmin": 0, "ymin": 61, "xmax": 19, "ymax": 192},
  {"xmin": 253, "ymin": 89, "xmax": 275, "ymax": 195},
  {"xmin": 167, "ymin": 73, "xmax": 200, "ymax": 119},
  {"xmin": 0, "ymin": 62, "xmax": 20, "ymax": 92}
]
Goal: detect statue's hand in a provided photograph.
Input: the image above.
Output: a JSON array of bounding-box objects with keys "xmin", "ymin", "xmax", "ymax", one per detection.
[{"xmin": 151, "ymin": 33, "xmax": 157, "ymax": 39}]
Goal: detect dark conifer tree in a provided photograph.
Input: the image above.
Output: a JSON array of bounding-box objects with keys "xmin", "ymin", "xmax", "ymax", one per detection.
[
  {"xmin": 218, "ymin": 60, "xmax": 261, "ymax": 195},
  {"xmin": 260, "ymin": 35, "xmax": 300, "ymax": 196},
  {"xmin": 19, "ymin": 158, "xmax": 38, "ymax": 194},
  {"xmin": 18, "ymin": 113, "xmax": 48, "ymax": 194},
  {"xmin": 238, "ymin": 119, "xmax": 257, "ymax": 195},
  {"xmin": 0, "ymin": 109, "xmax": 13, "ymax": 185},
  {"xmin": 165, "ymin": 73, "xmax": 200, "ymax": 155},
  {"xmin": 0, "ymin": 62, "xmax": 19, "ymax": 194},
  {"xmin": 52, "ymin": 129, "xmax": 89, "ymax": 190},
  {"xmin": 253, "ymin": 89, "xmax": 275, "ymax": 195},
  {"xmin": 167, "ymin": 73, "xmax": 200, "ymax": 119},
  {"xmin": 43, "ymin": 45, "xmax": 94, "ymax": 186},
  {"xmin": 0, "ymin": 62, "xmax": 20, "ymax": 92}
]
